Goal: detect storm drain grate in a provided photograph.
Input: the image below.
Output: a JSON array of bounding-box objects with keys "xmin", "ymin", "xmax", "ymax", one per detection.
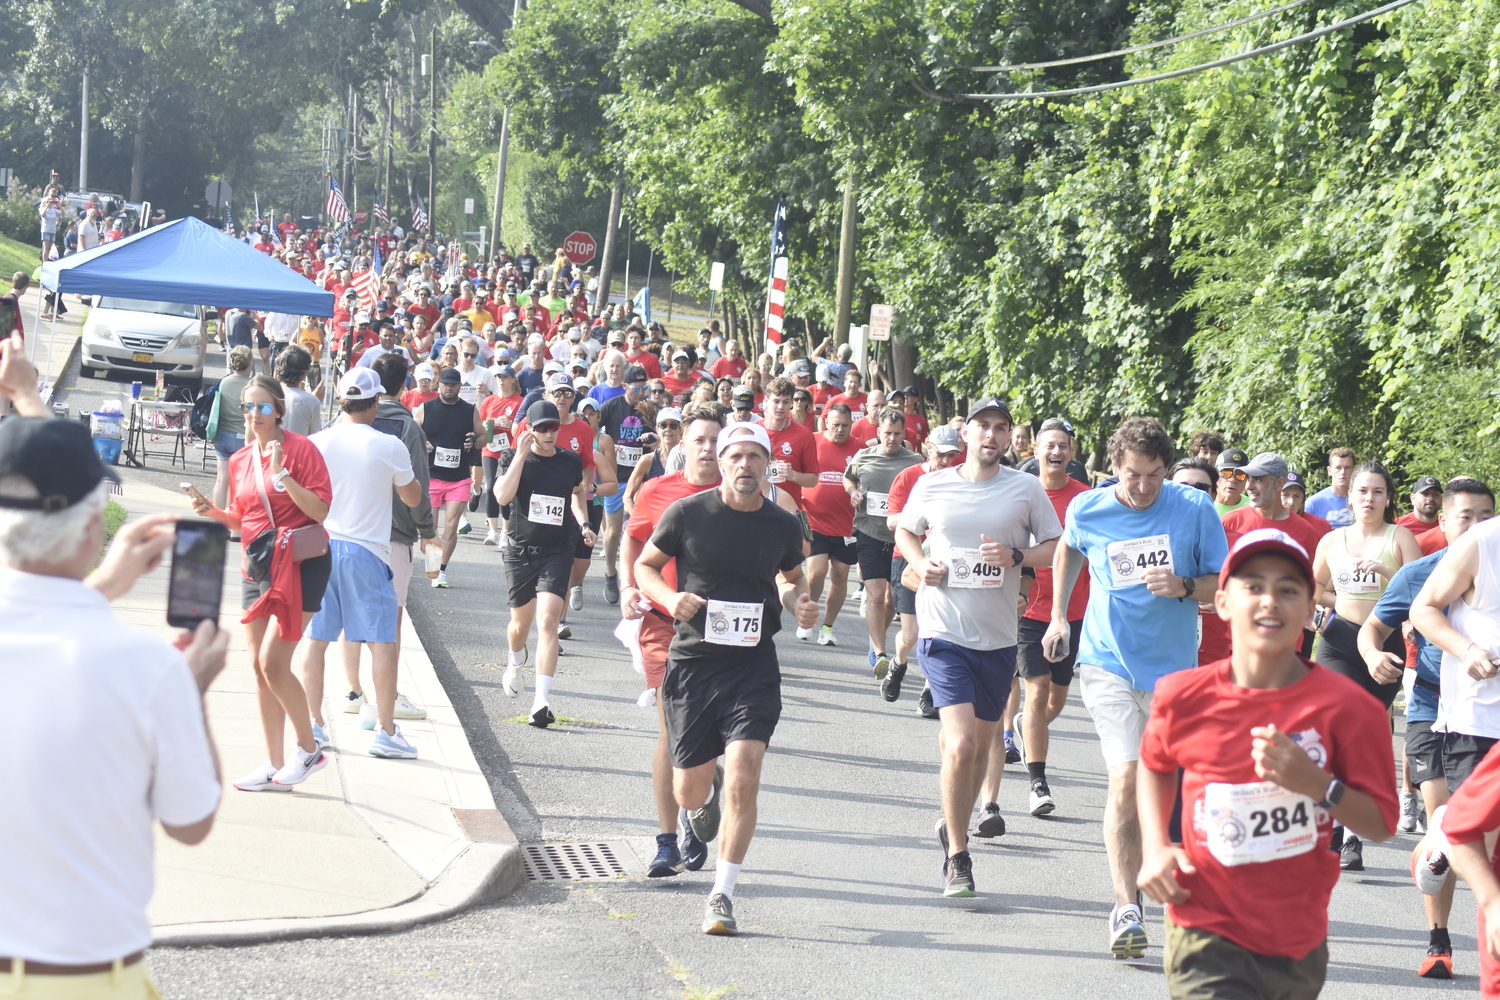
[{"xmin": 523, "ymin": 841, "xmax": 637, "ymax": 882}]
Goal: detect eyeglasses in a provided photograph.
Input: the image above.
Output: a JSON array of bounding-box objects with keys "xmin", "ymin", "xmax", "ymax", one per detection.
[
  {"xmin": 1218, "ymin": 468, "xmax": 1248, "ymax": 482},
  {"xmin": 240, "ymin": 401, "xmax": 276, "ymax": 415},
  {"xmin": 462, "ymin": 353, "xmax": 478, "ymax": 359},
  {"xmin": 1189, "ymin": 481, "xmax": 1214, "ymax": 494},
  {"xmin": 551, "ymin": 389, "xmax": 575, "ymax": 398},
  {"xmin": 658, "ymin": 422, "xmax": 681, "ymax": 430}
]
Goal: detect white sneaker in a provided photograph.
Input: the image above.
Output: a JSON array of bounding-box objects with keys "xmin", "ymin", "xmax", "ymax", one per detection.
[
  {"xmin": 796, "ymin": 625, "xmax": 814, "ymax": 641},
  {"xmin": 342, "ymin": 690, "xmax": 366, "ymax": 714},
  {"xmin": 502, "ymin": 654, "xmax": 524, "ymax": 696},
  {"xmin": 483, "ymin": 529, "xmax": 499, "ymax": 546},
  {"xmin": 393, "ymin": 692, "xmax": 427, "ymax": 719},
  {"xmin": 272, "ymin": 746, "xmax": 330, "ymax": 786},
  {"xmin": 817, "ymin": 625, "xmax": 838, "ymax": 646},
  {"xmin": 431, "ymin": 570, "xmax": 449, "ymax": 588},
  {"xmin": 1414, "ymin": 805, "xmax": 1452, "ymax": 895},
  {"xmin": 636, "ymin": 688, "xmax": 657, "ymax": 708},
  {"xmin": 370, "ymin": 725, "xmax": 419, "ymax": 759},
  {"xmin": 312, "ymin": 721, "xmax": 331, "ymax": 748},
  {"xmin": 1029, "ymin": 784, "xmax": 1056, "ymax": 816},
  {"xmin": 570, "ymin": 585, "xmax": 584, "ymax": 611},
  {"xmin": 234, "ymin": 760, "xmax": 294, "ymax": 792}
]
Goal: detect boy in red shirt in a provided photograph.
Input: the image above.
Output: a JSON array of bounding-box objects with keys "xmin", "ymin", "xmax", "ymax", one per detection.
[{"xmin": 1139, "ymin": 528, "xmax": 1397, "ymax": 998}]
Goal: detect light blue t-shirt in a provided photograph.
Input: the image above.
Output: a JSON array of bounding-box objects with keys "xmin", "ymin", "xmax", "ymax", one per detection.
[
  {"xmin": 1065, "ymin": 481, "xmax": 1229, "ymax": 691},
  {"xmin": 1372, "ymin": 551, "xmax": 1444, "ymax": 724},
  {"xmin": 1306, "ymin": 487, "xmax": 1354, "ymax": 528},
  {"xmin": 588, "ymin": 383, "xmax": 627, "ymax": 406}
]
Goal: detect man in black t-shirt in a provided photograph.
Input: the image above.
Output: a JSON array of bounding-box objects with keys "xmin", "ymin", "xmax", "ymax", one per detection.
[
  {"xmin": 637, "ymin": 421, "xmax": 818, "ymax": 937},
  {"xmin": 415, "ymin": 367, "xmax": 486, "ymax": 589},
  {"xmin": 598, "ymin": 369, "xmax": 652, "ymax": 599},
  {"xmin": 494, "ymin": 401, "xmax": 593, "ymax": 728}
]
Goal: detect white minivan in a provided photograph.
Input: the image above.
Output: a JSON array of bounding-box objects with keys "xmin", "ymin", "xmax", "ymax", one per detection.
[{"xmin": 80, "ymin": 297, "xmax": 208, "ymax": 390}]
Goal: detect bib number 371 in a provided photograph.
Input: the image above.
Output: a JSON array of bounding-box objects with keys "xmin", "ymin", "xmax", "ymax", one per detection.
[
  {"xmin": 704, "ymin": 599, "xmax": 763, "ymax": 647},
  {"xmin": 1106, "ymin": 534, "xmax": 1174, "ymax": 588}
]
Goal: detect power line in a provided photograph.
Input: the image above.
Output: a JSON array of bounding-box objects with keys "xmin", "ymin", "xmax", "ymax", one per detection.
[
  {"xmin": 957, "ymin": 0, "xmax": 1420, "ymax": 100},
  {"xmin": 969, "ymin": 0, "xmax": 1313, "ymax": 73}
]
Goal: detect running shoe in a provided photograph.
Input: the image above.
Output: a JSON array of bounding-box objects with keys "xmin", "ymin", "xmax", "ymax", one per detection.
[
  {"xmin": 943, "ymin": 850, "xmax": 976, "ymax": 898},
  {"xmin": 1109, "ymin": 900, "xmax": 1148, "ymax": 959},
  {"xmin": 1329, "ymin": 824, "xmax": 1345, "ymax": 853},
  {"xmin": 648, "ymin": 833, "xmax": 684, "ymax": 878},
  {"xmin": 342, "ymin": 690, "xmax": 366, "ymax": 714},
  {"xmin": 1340, "ymin": 835, "xmax": 1364, "ymax": 872},
  {"xmin": 1013, "ymin": 712, "xmax": 1026, "ymax": 763},
  {"xmin": 272, "ymin": 746, "xmax": 330, "ymax": 786},
  {"xmin": 569, "ymin": 585, "xmax": 583, "ymax": 611},
  {"xmin": 311, "ymin": 721, "xmax": 330, "ymax": 749},
  {"xmin": 369, "ymin": 725, "xmax": 419, "ymax": 759},
  {"xmin": 796, "ymin": 625, "xmax": 815, "ymax": 641},
  {"xmin": 604, "ymin": 574, "xmax": 620, "ymax": 605},
  {"xmin": 1003, "ymin": 733, "xmax": 1022, "ymax": 764},
  {"xmin": 1398, "ymin": 791, "xmax": 1426, "ymax": 834},
  {"xmin": 679, "ymin": 808, "xmax": 708, "ymax": 871},
  {"xmin": 936, "ymin": 816, "xmax": 951, "ymax": 862},
  {"xmin": 1413, "ymin": 810, "xmax": 1452, "ymax": 894},
  {"xmin": 918, "ymin": 684, "xmax": 940, "ymax": 719},
  {"xmin": 431, "ymin": 570, "xmax": 449, "ymax": 588},
  {"xmin": 393, "ymin": 692, "xmax": 427, "ymax": 719},
  {"xmin": 1030, "ymin": 780, "xmax": 1056, "ymax": 816},
  {"xmin": 702, "ymin": 893, "xmax": 737, "ymax": 935},
  {"xmin": 557, "ymin": 624, "xmax": 573, "ymax": 640},
  {"xmin": 467, "ymin": 488, "xmax": 481, "ymax": 513},
  {"xmin": 818, "ymin": 625, "xmax": 838, "ymax": 646},
  {"xmin": 882, "ymin": 662, "xmax": 907, "ymax": 702},
  {"xmin": 483, "ymin": 529, "xmax": 499, "ymax": 546},
  {"xmin": 1419, "ymin": 944, "xmax": 1454, "ymax": 979},
  {"xmin": 233, "ymin": 761, "xmax": 294, "ymax": 792},
  {"xmin": 872, "ymin": 651, "xmax": 890, "ymax": 680},
  {"xmin": 529, "ymin": 705, "xmax": 556, "ymax": 729},
  {"xmin": 688, "ymin": 762, "xmax": 724, "ymax": 844},
  {"xmin": 502, "ymin": 666, "xmax": 522, "ymax": 698},
  {"xmin": 457, "ymin": 520, "xmax": 472, "ymax": 534},
  {"xmin": 974, "ymin": 803, "xmax": 1006, "ymax": 839}
]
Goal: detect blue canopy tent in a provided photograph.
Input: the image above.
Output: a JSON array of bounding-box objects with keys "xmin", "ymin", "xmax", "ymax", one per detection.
[{"xmin": 37, "ymin": 216, "xmax": 333, "ymax": 388}]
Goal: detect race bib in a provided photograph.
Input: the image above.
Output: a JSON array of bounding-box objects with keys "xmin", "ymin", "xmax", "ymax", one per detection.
[
  {"xmin": 1202, "ymin": 781, "xmax": 1317, "ymax": 866},
  {"xmin": 1336, "ymin": 565, "xmax": 1383, "ymax": 595},
  {"xmin": 818, "ymin": 470, "xmax": 844, "ymax": 486},
  {"xmin": 527, "ymin": 493, "xmax": 565, "ymax": 526},
  {"xmin": 947, "ymin": 546, "xmax": 1006, "ymax": 589},
  {"xmin": 434, "ymin": 446, "xmax": 461, "ymax": 469},
  {"xmin": 1106, "ymin": 534, "xmax": 1174, "ymax": 588},
  {"xmin": 865, "ymin": 491, "xmax": 889, "ymax": 516},
  {"xmin": 489, "ymin": 433, "xmax": 511, "ymax": 452},
  {"xmin": 704, "ymin": 599, "xmax": 763, "ymax": 647},
  {"xmin": 769, "ymin": 461, "xmax": 788, "ymax": 484},
  {"xmin": 617, "ymin": 443, "xmax": 643, "ymax": 467}
]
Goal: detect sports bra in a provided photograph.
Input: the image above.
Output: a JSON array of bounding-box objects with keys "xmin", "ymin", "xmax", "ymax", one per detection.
[{"xmin": 1329, "ymin": 524, "xmax": 1399, "ymax": 600}]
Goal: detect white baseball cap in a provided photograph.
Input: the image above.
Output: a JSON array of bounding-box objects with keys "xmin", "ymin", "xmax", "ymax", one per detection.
[
  {"xmin": 657, "ymin": 407, "xmax": 684, "ymax": 424},
  {"xmin": 338, "ymin": 367, "xmax": 383, "ymax": 400},
  {"xmin": 414, "ymin": 362, "xmax": 436, "ymax": 381},
  {"xmin": 716, "ymin": 422, "xmax": 772, "ymax": 457}
]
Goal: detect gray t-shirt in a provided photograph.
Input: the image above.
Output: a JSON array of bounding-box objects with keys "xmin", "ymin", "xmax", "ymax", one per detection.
[
  {"xmin": 281, "ymin": 385, "xmax": 322, "ymax": 437},
  {"xmin": 897, "ymin": 465, "xmax": 1063, "ymax": 650},
  {"xmin": 845, "ymin": 446, "xmax": 922, "ymax": 542}
]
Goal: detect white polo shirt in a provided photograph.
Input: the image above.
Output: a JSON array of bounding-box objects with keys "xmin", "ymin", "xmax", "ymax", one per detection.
[{"xmin": 0, "ymin": 569, "xmax": 220, "ymax": 963}]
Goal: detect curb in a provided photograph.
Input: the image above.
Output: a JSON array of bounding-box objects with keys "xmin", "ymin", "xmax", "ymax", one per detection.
[{"xmin": 151, "ymin": 840, "xmax": 524, "ymax": 948}]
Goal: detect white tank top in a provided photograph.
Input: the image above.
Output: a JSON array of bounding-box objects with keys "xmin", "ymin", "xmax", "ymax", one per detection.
[{"xmin": 1437, "ymin": 517, "xmax": 1500, "ymax": 739}]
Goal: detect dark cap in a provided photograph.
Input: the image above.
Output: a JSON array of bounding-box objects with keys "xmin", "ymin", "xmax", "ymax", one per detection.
[
  {"xmin": 1215, "ymin": 448, "xmax": 1250, "ymax": 470},
  {"xmin": 1412, "ymin": 475, "xmax": 1442, "ymax": 494},
  {"xmin": 902, "ymin": 385, "xmax": 919, "ymax": 396},
  {"xmin": 0, "ymin": 418, "xmax": 119, "ymax": 511},
  {"xmin": 731, "ymin": 386, "xmax": 756, "ymax": 410},
  {"xmin": 526, "ymin": 400, "xmax": 561, "ymax": 428},
  {"xmin": 1283, "ymin": 471, "xmax": 1308, "ymax": 491},
  {"xmin": 623, "ymin": 364, "xmax": 649, "ymax": 383},
  {"xmin": 965, "ymin": 396, "xmax": 1012, "ymax": 422},
  {"xmin": 437, "ymin": 366, "xmax": 462, "ymax": 384}
]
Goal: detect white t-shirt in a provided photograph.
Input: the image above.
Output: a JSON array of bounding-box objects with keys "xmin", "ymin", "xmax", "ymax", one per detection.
[
  {"xmin": 78, "ymin": 219, "xmax": 103, "ymax": 250},
  {"xmin": 459, "ymin": 364, "xmax": 498, "ymax": 404},
  {"xmin": 311, "ymin": 420, "xmax": 416, "ymax": 563},
  {"xmin": 355, "ymin": 344, "xmax": 413, "ymax": 370},
  {"xmin": 262, "ymin": 312, "xmax": 299, "ymax": 344},
  {"xmin": 0, "ymin": 570, "xmax": 219, "ymax": 963}
]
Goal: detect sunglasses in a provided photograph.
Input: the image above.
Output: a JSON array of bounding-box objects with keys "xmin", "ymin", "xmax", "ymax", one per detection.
[
  {"xmin": 1218, "ymin": 468, "xmax": 1248, "ymax": 482},
  {"xmin": 1189, "ymin": 481, "xmax": 1214, "ymax": 495},
  {"xmin": 658, "ymin": 421, "xmax": 681, "ymax": 430},
  {"xmin": 240, "ymin": 401, "xmax": 276, "ymax": 415},
  {"xmin": 551, "ymin": 389, "xmax": 575, "ymax": 398},
  {"xmin": 463, "ymin": 352, "xmax": 478, "ymax": 359}
]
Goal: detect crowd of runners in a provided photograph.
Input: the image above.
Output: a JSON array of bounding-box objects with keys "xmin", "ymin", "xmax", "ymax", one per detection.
[{"xmin": 132, "ymin": 225, "xmax": 1500, "ymax": 998}]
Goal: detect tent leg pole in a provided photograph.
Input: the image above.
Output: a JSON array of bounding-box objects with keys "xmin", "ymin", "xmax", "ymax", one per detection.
[{"xmin": 44, "ymin": 305, "xmax": 60, "ymax": 391}]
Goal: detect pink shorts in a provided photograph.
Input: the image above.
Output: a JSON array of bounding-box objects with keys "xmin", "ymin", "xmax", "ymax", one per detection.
[{"xmin": 429, "ymin": 477, "xmax": 472, "ymax": 506}]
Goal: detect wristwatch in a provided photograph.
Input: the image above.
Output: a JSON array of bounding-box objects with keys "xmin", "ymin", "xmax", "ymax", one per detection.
[
  {"xmin": 1181, "ymin": 575, "xmax": 1197, "ymax": 598},
  {"xmin": 1011, "ymin": 546, "xmax": 1025, "ymax": 568},
  {"xmin": 1319, "ymin": 777, "xmax": 1346, "ymax": 809},
  {"xmin": 273, "ymin": 469, "xmax": 293, "ymax": 486}
]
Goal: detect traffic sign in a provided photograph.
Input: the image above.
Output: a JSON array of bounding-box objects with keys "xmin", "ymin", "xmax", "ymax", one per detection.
[
  {"xmin": 709, "ymin": 262, "xmax": 726, "ymax": 291},
  {"xmin": 204, "ymin": 180, "xmax": 232, "ymax": 207},
  {"xmin": 563, "ymin": 231, "xmax": 597, "ymax": 265},
  {"xmin": 869, "ymin": 304, "xmax": 893, "ymax": 342},
  {"xmin": 464, "ymin": 198, "xmax": 475, "ymax": 214},
  {"xmin": 354, "ymin": 209, "xmax": 368, "ymax": 223}
]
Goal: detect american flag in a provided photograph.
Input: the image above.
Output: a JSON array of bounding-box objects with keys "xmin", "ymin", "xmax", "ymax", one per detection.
[
  {"xmin": 351, "ymin": 267, "xmax": 380, "ymax": 310},
  {"xmin": 223, "ymin": 204, "xmax": 235, "ymax": 238},
  {"xmin": 763, "ymin": 196, "xmax": 788, "ymax": 348},
  {"xmin": 412, "ymin": 194, "xmax": 429, "ymax": 233},
  {"xmin": 373, "ymin": 198, "xmax": 389, "ymax": 226},
  {"xmin": 325, "ymin": 174, "xmax": 350, "ymax": 223},
  {"xmin": 269, "ymin": 224, "xmax": 283, "ymax": 249}
]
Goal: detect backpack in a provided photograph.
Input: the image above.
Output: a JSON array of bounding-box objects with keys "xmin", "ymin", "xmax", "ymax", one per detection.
[{"xmin": 190, "ymin": 380, "xmax": 219, "ymax": 440}]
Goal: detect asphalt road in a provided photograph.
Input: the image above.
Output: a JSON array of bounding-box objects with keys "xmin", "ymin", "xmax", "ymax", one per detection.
[{"xmin": 74, "ymin": 365, "xmax": 1475, "ymax": 999}]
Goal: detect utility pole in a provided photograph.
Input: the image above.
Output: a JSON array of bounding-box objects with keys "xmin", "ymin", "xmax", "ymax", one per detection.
[
  {"xmin": 488, "ymin": 0, "xmax": 524, "ymax": 259},
  {"xmin": 596, "ymin": 178, "xmax": 624, "ymax": 309},
  {"xmin": 351, "ymin": 89, "xmax": 361, "ymax": 223},
  {"xmin": 833, "ymin": 170, "xmax": 857, "ymax": 344},
  {"xmin": 381, "ymin": 79, "xmax": 393, "ymax": 216},
  {"xmin": 428, "ymin": 27, "xmax": 438, "ymax": 237},
  {"xmin": 78, "ymin": 56, "xmax": 91, "ymax": 190}
]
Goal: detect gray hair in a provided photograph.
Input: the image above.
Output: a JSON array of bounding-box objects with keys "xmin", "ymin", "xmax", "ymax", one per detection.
[{"xmin": 0, "ymin": 477, "xmax": 110, "ymax": 568}]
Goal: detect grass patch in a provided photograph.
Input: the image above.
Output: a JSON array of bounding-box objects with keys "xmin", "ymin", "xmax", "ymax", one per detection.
[
  {"xmin": 103, "ymin": 498, "xmax": 127, "ymax": 547},
  {"xmin": 606, "ymin": 910, "xmax": 637, "ymax": 920},
  {"xmin": 0, "ymin": 233, "xmax": 41, "ymax": 292},
  {"xmin": 667, "ymin": 962, "xmax": 740, "ymax": 1000},
  {"xmin": 502, "ymin": 714, "xmax": 607, "ymax": 728}
]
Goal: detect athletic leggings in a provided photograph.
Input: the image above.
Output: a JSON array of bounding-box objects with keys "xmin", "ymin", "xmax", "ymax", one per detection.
[
  {"xmin": 482, "ymin": 454, "xmax": 505, "ymax": 520},
  {"xmin": 1315, "ymin": 612, "xmax": 1404, "ymax": 709}
]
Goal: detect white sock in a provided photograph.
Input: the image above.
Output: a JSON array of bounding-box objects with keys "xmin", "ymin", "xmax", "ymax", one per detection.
[
  {"xmin": 509, "ymin": 647, "xmax": 526, "ymax": 667},
  {"xmin": 711, "ymin": 860, "xmax": 742, "ymax": 899},
  {"xmin": 532, "ymin": 674, "xmax": 553, "ymax": 712}
]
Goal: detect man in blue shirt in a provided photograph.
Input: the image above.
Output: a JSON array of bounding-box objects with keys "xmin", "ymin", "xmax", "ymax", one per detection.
[
  {"xmin": 1044, "ymin": 416, "xmax": 1228, "ymax": 960},
  {"xmin": 1360, "ymin": 477, "xmax": 1494, "ymax": 981},
  {"xmin": 1305, "ymin": 446, "xmax": 1357, "ymax": 528}
]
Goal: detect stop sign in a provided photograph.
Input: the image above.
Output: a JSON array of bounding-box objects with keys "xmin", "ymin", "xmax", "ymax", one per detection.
[{"xmin": 564, "ymin": 231, "xmax": 597, "ymax": 265}]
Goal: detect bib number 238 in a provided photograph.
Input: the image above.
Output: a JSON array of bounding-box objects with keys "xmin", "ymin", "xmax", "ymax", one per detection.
[
  {"xmin": 1106, "ymin": 534, "xmax": 1174, "ymax": 588},
  {"xmin": 705, "ymin": 599, "xmax": 762, "ymax": 647}
]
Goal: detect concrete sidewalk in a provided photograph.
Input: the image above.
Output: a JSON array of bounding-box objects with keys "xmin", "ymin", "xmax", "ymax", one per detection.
[{"xmin": 110, "ymin": 480, "xmax": 521, "ymax": 946}]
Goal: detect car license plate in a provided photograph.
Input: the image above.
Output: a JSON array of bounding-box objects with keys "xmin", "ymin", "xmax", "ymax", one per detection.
[{"xmin": 132, "ymin": 352, "xmax": 153, "ymax": 363}]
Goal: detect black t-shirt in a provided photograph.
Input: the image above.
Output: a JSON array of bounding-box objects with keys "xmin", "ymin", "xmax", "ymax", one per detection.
[
  {"xmin": 648, "ymin": 489, "xmax": 805, "ymax": 667},
  {"xmin": 599, "ymin": 394, "xmax": 649, "ymax": 475},
  {"xmin": 420, "ymin": 396, "xmax": 477, "ymax": 482},
  {"xmin": 499, "ymin": 447, "xmax": 583, "ymax": 551},
  {"xmin": 517, "ymin": 254, "xmax": 539, "ymax": 278}
]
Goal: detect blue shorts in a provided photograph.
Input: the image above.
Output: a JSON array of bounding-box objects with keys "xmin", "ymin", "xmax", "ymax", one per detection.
[
  {"xmin": 213, "ymin": 430, "xmax": 244, "ymax": 461},
  {"xmin": 602, "ymin": 490, "xmax": 625, "ymax": 515},
  {"xmin": 918, "ymin": 638, "xmax": 1017, "ymax": 722},
  {"xmin": 308, "ymin": 541, "xmax": 398, "ymax": 644}
]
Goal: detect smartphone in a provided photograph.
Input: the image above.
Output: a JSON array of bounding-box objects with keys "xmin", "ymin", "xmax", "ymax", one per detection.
[{"xmin": 167, "ymin": 518, "xmax": 228, "ymax": 629}]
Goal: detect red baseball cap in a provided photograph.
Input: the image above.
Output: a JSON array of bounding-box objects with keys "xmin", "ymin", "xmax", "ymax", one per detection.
[{"xmin": 1218, "ymin": 528, "xmax": 1314, "ymax": 591}]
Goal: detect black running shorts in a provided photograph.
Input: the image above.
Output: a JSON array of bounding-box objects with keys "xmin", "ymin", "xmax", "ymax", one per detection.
[
  {"xmin": 1016, "ymin": 616, "xmax": 1081, "ymax": 685},
  {"xmin": 890, "ymin": 554, "xmax": 916, "ymax": 615},
  {"xmin": 1405, "ymin": 720, "xmax": 1445, "ymax": 787},
  {"xmin": 855, "ymin": 530, "xmax": 894, "ymax": 583},
  {"xmin": 810, "ymin": 530, "xmax": 857, "ymax": 565},
  {"xmin": 502, "ymin": 544, "xmax": 574, "ymax": 608},
  {"xmin": 663, "ymin": 648, "xmax": 782, "ymax": 769}
]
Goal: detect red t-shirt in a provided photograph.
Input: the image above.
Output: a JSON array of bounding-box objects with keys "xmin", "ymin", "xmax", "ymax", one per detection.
[
  {"xmin": 626, "ymin": 471, "xmax": 717, "ymax": 614},
  {"xmin": 553, "ymin": 419, "xmax": 595, "ymax": 474},
  {"xmin": 791, "ymin": 411, "xmax": 816, "ymax": 430},
  {"xmin": 1418, "ymin": 525, "xmax": 1448, "ymax": 555},
  {"xmin": 451, "ymin": 297, "xmax": 474, "ymax": 313},
  {"xmin": 660, "ymin": 372, "xmax": 698, "ymax": 401},
  {"xmin": 904, "ymin": 410, "xmax": 930, "ymax": 447},
  {"xmin": 1300, "ymin": 511, "xmax": 1333, "ymax": 538},
  {"xmin": 710, "ymin": 356, "xmax": 747, "ymax": 380},
  {"xmin": 1396, "ymin": 512, "xmax": 1437, "ymax": 532},
  {"xmin": 810, "ymin": 384, "xmax": 834, "ymax": 413},
  {"xmin": 399, "ymin": 389, "xmax": 438, "ymax": 413},
  {"xmin": 479, "ymin": 392, "xmax": 524, "ymax": 456},
  {"xmin": 1442, "ymin": 742, "xmax": 1500, "ymax": 999},
  {"xmin": 1199, "ymin": 507, "xmax": 1328, "ymax": 663},
  {"xmin": 408, "ymin": 302, "xmax": 440, "ymax": 326},
  {"xmin": 803, "ymin": 434, "xmax": 863, "ymax": 538},
  {"xmin": 349, "ymin": 328, "xmax": 381, "ymax": 366},
  {"xmin": 826, "ymin": 391, "xmax": 869, "ymax": 422},
  {"xmin": 886, "ymin": 462, "xmax": 929, "ymax": 520},
  {"xmin": 626, "ymin": 350, "xmax": 662, "ymax": 380},
  {"xmin": 1140, "ymin": 659, "xmax": 1399, "ymax": 960},
  {"xmin": 758, "ymin": 418, "xmax": 819, "ymax": 504},
  {"xmin": 1023, "ymin": 477, "xmax": 1092, "ymax": 623},
  {"xmin": 226, "ymin": 434, "xmax": 332, "ymax": 569}
]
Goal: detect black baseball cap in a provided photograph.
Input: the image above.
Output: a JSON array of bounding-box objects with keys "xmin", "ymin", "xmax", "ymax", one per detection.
[
  {"xmin": 965, "ymin": 396, "xmax": 1012, "ymax": 423},
  {"xmin": 624, "ymin": 365, "xmax": 649, "ymax": 383},
  {"xmin": 0, "ymin": 418, "xmax": 119, "ymax": 511},
  {"xmin": 731, "ymin": 386, "xmax": 756, "ymax": 410},
  {"xmin": 527, "ymin": 400, "xmax": 561, "ymax": 428},
  {"xmin": 1216, "ymin": 448, "xmax": 1250, "ymax": 470},
  {"xmin": 1412, "ymin": 475, "xmax": 1442, "ymax": 494},
  {"xmin": 438, "ymin": 367, "xmax": 462, "ymax": 384}
]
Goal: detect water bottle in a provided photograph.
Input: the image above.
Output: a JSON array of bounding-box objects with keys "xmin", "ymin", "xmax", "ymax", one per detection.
[{"xmin": 425, "ymin": 543, "xmax": 441, "ymax": 579}]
